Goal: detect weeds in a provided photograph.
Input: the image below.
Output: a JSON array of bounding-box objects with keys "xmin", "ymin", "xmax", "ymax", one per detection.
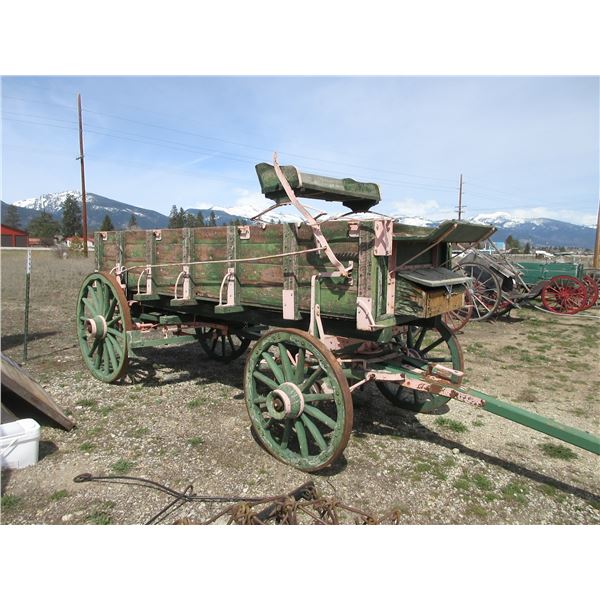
[
  {"xmin": 1, "ymin": 495, "xmax": 21, "ymax": 510},
  {"xmin": 111, "ymin": 459, "xmax": 135, "ymax": 474},
  {"xmin": 50, "ymin": 490, "xmax": 69, "ymax": 501},
  {"xmin": 434, "ymin": 417, "xmax": 468, "ymax": 433},
  {"xmin": 540, "ymin": 443, "xmax": 578, "ymax": 460},
  {"xmin": 188, "ymin": 436, "xmax": 204, "ymax": 447}
]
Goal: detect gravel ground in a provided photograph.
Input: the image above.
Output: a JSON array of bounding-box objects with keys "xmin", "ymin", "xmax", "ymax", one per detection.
[{"xmin": 1, "ymin": 250, "xmax": 599, "ymax": 524}]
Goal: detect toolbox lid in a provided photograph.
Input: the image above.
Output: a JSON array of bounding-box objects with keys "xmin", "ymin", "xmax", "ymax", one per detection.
[
  {"xmin": 397, "ymin": 267, "xmax": 471, "ymax": 288},
  {"xmin": 255, "ymin": 162, "xmax": 381, "ymax": 212}
]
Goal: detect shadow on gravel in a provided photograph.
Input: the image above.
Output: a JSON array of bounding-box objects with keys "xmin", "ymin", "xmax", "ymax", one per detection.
[
  {"xmin": 123, "ymin": 346, "xmax": 246, "ymax": 390},
  {"xmin": 0, "ymin": 331, "xmax": 59, "ymax": 351},
  {"xmin": 353, "ymin": 401, "xmax": 600, "ymax": 506}
]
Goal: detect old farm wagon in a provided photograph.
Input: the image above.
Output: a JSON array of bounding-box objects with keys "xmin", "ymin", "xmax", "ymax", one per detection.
[{"xmin": 77, "ymin": 157, "xmax": 600, "ymax": 471}]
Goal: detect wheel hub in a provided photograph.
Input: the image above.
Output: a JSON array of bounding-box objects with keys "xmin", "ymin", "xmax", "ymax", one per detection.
[
  {"xmin": 85, "ymin": 315, "xmax": 108, "ymax": 340},
  {"xmin": 266, "ymin": 382, "xmax": 305, "ymax": 420}
]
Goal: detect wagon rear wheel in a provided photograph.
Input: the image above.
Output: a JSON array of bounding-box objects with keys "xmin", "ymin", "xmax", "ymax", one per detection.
[
  {"xmin": 541, "ymin": 275, "xmax": 588, "ymax": 314},
  {"xmin": 244, "ymin": 328, "xmax": 353, "ymax": 472},
  {"xmin": 76, "ymin": 272, "xmax": 131, "ymax": 383},
  {"xmin": 198, "ymin": 327, "xmax": 250, "ymax": 361},
  {"xmin": 582, "ymin": 275, "xmax": 599, "ymax": 308},
  {"xmin": 376, "ymin": 320, "xmax": 464, "ymax": 413}
]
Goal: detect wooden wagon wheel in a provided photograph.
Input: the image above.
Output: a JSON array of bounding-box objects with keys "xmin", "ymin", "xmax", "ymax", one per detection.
[
  {"xmin": 541, "ymin": 275, "xmax": 588, "ymax": 314},
  {"xmin": 76, "ymin": 272, "xmax": 132, "ymax": 383},
  {"xmin": 244, "ymin": 328, "xmax": 353, "ymax": 472},
  {"xmin": 457, "ymin": 262, "xmax": 502, "ymax": 321},
  {"xmin": 442, "ymin": 288, "xmax": 474, "ymax": 333},
  {"xmin": 376, "ymin": 320, "xmax": 464, "ymax": 414},
  {"xmin": 197, "ymin": 326, "xmax": 250, "ymax": 361},
  {"xmin": 582, "ymin": 275, "xmax": 599, "ymax": 308}
]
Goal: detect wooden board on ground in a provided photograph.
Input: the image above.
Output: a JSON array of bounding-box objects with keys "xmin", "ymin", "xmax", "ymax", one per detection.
[{"xmin": 1, "ymin": 353, "xmax": 75, "ymax": 430}]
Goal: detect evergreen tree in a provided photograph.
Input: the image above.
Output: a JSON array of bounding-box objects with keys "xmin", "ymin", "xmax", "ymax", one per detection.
[
  {"xmin": 523, "ymin": 242, "xmax": 531, "ymax": 254},
  {"xmin": 169, "ymin": 204, "xmax": 180, "ymax": 228},
  {"xmin": 28, "ymin": 211, "xmax": 61, "ymax": 246},
  {"xmin": 62, "ymin": 193, "xmax": 82, "ymax": 237},
  {"xmin": 183, "ymin": 212, "xmax": 196, "ymax": 228},
  {"xmin": 100, "ymin": 213, "xmax": 115, "ymax": 231},
  {"xmin": 208, "ymin": 210, "xmax": 217, "ymax": 227},
  {"xmin": 128, "ymin": 212, "xmax": 138, "ymax": 229},
  {"xmin": 4, "ymin": 204, "xmax": 21, "ymax": 229},
  {"xmin": 195, "ymin": 212, "xmax": 205, "ymax": 227},
  {"xmin": 177, "ymin": 207, "xmax": 186, "ymax": 228},
  {"xmin": 505, "ymin": 235, "xmax": 521, "ymax": 251}
]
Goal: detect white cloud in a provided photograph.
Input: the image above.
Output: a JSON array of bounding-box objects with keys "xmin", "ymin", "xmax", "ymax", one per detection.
[
  {"xmin": 193, "ymin": 189, "xmax": 272, "ymax": 219},
  {"xmin": 390, "ymin": 197, "xmax": 456, "ymax": 221}
]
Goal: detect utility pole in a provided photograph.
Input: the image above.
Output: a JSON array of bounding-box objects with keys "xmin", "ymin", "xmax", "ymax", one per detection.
[
  {"xmin": 77, "ymin": 93, "xmax": 89, "ymax": 257},
  {"xmin": 593, "ymin": 198, "xmax": 600, "ymax": 269},
  {"xmin": 456, "ymin": 174, "xmax": 464, "ymax": 220}
]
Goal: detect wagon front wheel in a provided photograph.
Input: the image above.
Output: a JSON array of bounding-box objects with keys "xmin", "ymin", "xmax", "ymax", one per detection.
[
  {"xmin": 76, "ymin": 272, "xmax": 131, "ymax": 383},
  {"xmin": 244, "ymin": 328, "xmax": 353, "ymax": 472}
]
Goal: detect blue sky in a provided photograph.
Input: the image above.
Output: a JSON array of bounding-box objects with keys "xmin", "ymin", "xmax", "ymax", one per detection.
[{"xmin": 1, "ymin": 76, "xmax": 598, "ymax": 225}]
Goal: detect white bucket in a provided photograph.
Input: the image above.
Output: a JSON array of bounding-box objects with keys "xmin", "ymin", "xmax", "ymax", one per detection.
[{"xmin": 0, "ymin": 418, "xmax": 41, "ymax": 470}]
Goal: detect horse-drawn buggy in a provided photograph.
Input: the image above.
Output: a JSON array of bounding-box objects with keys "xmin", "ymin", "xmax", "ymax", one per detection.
[{"xmin": 77, "ymin": 157, "xmax": 600, "ymax": 471}]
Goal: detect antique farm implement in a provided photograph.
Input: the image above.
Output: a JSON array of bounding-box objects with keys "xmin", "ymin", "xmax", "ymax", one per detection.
[
  {"xmin": 449, "ymin": 248, "xmax": 599, "ymax": 324},
  {"xmin": 77, "ymin": 157, "xmax": 600, "ymax": 471}
]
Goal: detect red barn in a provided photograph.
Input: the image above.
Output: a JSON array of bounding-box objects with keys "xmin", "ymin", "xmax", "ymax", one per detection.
[{"xmin": 1, "ymin": 225, "xmax": 29, "ymax": 247}]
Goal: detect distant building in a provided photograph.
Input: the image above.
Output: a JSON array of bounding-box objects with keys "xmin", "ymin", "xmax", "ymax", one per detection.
[
  {"xmin": 65, "ymin": 236, "xmax": 95, "ymax": 251},
  {"xmin": 1, "ymin": 224, "xmax": 29, "ymax": 247}
]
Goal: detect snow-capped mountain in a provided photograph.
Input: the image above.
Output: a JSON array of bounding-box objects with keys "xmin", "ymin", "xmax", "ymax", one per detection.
[
  {"xmin": 9, "ymin": 191, "xmax": 170, "ymax": 231},
  {"xmin": 4, "ymin": 192, "xmax": 596, "ymax": 249}
]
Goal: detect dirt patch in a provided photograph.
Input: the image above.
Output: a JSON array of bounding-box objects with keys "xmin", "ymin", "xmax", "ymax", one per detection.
[{"xmin": 1, "ymin": 249, "xmax": 599, "ymax": 524}]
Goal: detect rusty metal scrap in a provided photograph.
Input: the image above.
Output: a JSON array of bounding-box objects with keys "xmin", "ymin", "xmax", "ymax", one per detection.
[{"xmin": 74, "ymin": 473, "xmax": 403, "ymax": 525}]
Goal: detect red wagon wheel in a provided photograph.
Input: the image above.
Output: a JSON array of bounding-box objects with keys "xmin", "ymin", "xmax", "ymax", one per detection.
[
  {"xmin": 442, "ymin": 288, "xmax": 474, "ymax": 333},
  {"xmin": 582, "ymin": 275, "xmax": 599, "ymax": 308},
  {"xmin": 541, "ymin": 275, "xmax": 587, "ymax": 314}
]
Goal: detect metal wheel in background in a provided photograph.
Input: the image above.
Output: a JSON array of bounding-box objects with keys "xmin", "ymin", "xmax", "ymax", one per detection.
[
  {"xmin": 244, "ymin": 328, "xmax": 353, "ymax": 472},
  {"xmin": 376, "ymin": 320, "xmax": 464, "ymax": 414},
  {"xmin": 458, "ymin": 262, "xmax": 502, "ymax": 321},
  {"xmin": 76, "ymin": 272, "xmax": 131, "ymax": 382}
]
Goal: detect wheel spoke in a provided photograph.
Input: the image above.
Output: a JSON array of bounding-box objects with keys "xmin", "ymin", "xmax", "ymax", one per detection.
[
  {"xmin": 303, "ymin": 393, "xmax": 335, "ymax": 402},
  {"xmin": 252, "ymin": 395, "xmax": 269, "ymax": 406},
  {"xmin": 302, "ymin": 404, "xmax": 337, "ymax": 430},
  {"xmin": 104, "ymin": 336, "xmax": 118, "ymax": 372},
  {"xmin": 294, "ymin": 419, "xmax": 309, "ymax": 458},
  {"xmin": 87, "ymin": 337, "xmax": 100, "ymax": 358},
  {"xmin": 252, "ymin": 370, "xmax": 279, "ymax": 391},
  {"xmin": 300, "ymin": 414, "xmax": 328, "ymax": 452},
  {"xmin": 278, "ymin": 343, "xmax": 294, "ymax": 381},
  {"xmin": 295, "ymin": 348, "xmax": 306, "ymax": 384},
  {"xmin": 281, "ymin": 420, "xmax": 292, "ymax": 449},
  {"xmin": 106, "ymin": 296, "xmax": 118, "ymax": 320},
  {"xmin": 261, "ymin": 352, "xmax": 285, "ymax": 384},
  {"xmin": 82, "ymin": 297, "xmax": 97, "ymax": 315},
  {"xmin": 299, "ymin": 366, "xmax": 324, "ymax": 392},
  {"xmin": 421, "ymin": 335, "xmax": 446, "ymax": 356}
]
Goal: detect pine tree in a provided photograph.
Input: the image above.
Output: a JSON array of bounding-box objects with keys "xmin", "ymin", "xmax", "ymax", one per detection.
[
  {"xmin": 183, "ymin": 212, "xmax": 195, "ymax": 228},
  {"xmin": 177, "ymin": 207, "xmax": 186, "ymax": 228},
  {"xmin": 128, "ymin": 212, "xmax": 138, "ymax": 229},
  {"xmin": 208, "ymin": 210, "xmax": 217, "ymax": 227},
  {"xmin": 523, "ymin": 242, "xmax": 531, "ymax": 254},
  {"xmin": 4, "ymin": 204, "xmax": 21, "ymax": 229},
  {"xmin": 100, "ymin": 213, "xmax": 115, "ymax": 231},
  {"xmin": 28, "ymin": 211, "xmax": 61, "ymax": 246},
  {"xmin": 169, "ymin": 205, "xmax": 180, "ymax": 228},
  {"xmin": 62, "ymin": 193, "xmax": 82, "ymax": 237},
  {"xmin": 195, "ymin": 212, "xmax": 205, "ymax": 227}
]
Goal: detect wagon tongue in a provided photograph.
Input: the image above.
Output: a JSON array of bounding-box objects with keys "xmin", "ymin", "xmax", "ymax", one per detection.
[{"xmin": 377, "ymin": 363, "xmax": 600, "ymax": 456}]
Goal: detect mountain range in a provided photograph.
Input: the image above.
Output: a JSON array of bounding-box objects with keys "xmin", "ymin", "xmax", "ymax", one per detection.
[{"xmin": 2, "ymin": 192, "xmax": 596, "ymax": 249}]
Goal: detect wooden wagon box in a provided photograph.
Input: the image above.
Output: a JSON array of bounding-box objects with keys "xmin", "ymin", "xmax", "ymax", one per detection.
[{"xmin": 95, "ymin": 218, "xmax": 489, "ymax": 328}]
